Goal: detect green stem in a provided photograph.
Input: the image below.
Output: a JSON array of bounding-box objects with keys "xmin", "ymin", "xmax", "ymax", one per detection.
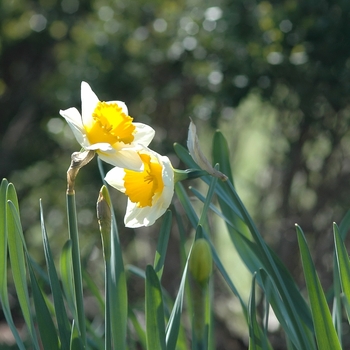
[
  {"xmin": 191, "ymin": 283, "xmax": 206, "ymax": 350},
  {"xmin": 66, "ymin": 193, "xmax": 86, "ymax": 348},
  {"xmin": 105, "ymin": 262, "xmax": 112, "ymax": 350}
]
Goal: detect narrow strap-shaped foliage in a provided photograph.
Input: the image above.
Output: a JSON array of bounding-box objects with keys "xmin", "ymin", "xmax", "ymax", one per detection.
[
  {"xmin": 27, "ymin": 259, "xmax": 60, "ymax": 350},
  {"xmin": 248, "ymin": 273, "xmax": 271, "ymax": 350},
  {"xmin": 179, "ymin": 134, "xmax": 315, "ymax": 348},
  {"xmin": 175, "ymin": 182, "xmax": 248, "ymax": 318},
  {"xmin": 212, "ymin": 130, "xmax": 234, "ymax": 184},
  {"xmin": 60, "ymin": 240, "xmax": 78, "ymax": 320},
  {"xmin": 339, "ymin": 210, "xmax": 350, "ymax": 240},
  {"xmin": 174, "ymin": 143, "xmax": 242, "ymax": 217},
  {"xmin": 70, "ymin": 320, "xmax": 85, "ymax": 350},
  {"xmin": 257, "ymin": 270, "xmax": 303, "ymax": 348},
  {"xmin": 0, "ymin": 180, "xmax": 26, "ymax": 349},
  {"xmin": 189, "ymin": 186, "xmax": 245, "ymax": 225},
  {"xmin": 333, "ymin": 223, "xmax": 350, "ymax": 313},
  {"xmin": 332, "ymin": 223, "xmax": 346, "ymax": 340},
  {"xmin": 40, "ymin": 200, "xmax": 71, "ymax": 349},
  {"xmin": 296, "ymin": 225, "xmax": 341, "ymax": 350},
  {"xmin": 211, "ymin": 132, "xmax": 314, "ymax": 348},
  {"xmin": 198, "ymin": 172, "xmax": 218, "ymax": 228},
  {"xmin": 154, "ymin": 210, "xmax": 172, "ymax": 280},
  {"xmin": 129, "ymin": 308, "xmax": 147, "ymax": 348},
  {"xmin": 177, "ymin": 133, "xmax": 314, "ymax": 348},
  {"xmin": 165, "ymin": 270, "xmax": 188, "ymax": 350},
  {"xmin": 7, "ymin": 197, "xmax": 40, "ymax": 349},
  {"xmin": 108, "ymin": 211, "xmax": 128, "ymax": 349},
  {"xmin": 66, "ymin": 193, "xmax": 86, "ymax": 347},
  {"xmin": 145, "ymin": 265, "xmax": 166, "ymax": 350},
  {"xmin": 82, "ymin": 269, "xmax": 105, "ymax": 312}
]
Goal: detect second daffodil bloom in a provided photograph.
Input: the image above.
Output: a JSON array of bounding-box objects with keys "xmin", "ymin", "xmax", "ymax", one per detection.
[
  {"xmin": 60, "ymin": 81, "xmax": 155, "ymax": 170},
  {"xmin": 105, "ymin": 148, "xmax": 174, "ymax": 228}
]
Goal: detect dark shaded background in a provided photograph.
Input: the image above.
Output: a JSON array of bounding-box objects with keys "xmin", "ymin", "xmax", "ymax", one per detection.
[{"xmin": 1, "ymin": 0, "xmax": 350, "ymax": 348}]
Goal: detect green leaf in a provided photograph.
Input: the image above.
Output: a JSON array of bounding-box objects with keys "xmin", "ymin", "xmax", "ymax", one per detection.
[
  {"xmin": 108, "ymin": 209, "xmax": 128, "ymax": 349},
  {"xmin": 333, "ymin": 223, "xmax": 350, "ymax": 310},
  {"xmin": 66, "ymin": 193, "xmax": 86, "ymax": 347},
  {"xmin": 70, "ymin": 320, "xmax": 85, "ymax": 350},
  {"xmin": 248, "ymin": 273, "xmax": 268, "ymax": 350},
  {"xmin": 165, "ymin": 210, "xmax": 191, "ymax": 350},
  {"xmin": 197, "ymin": 171, "xmax": 218, "ymax": 228},
  {"xmin": 174, "ymin": 182, "xmax": 199, "ymax": 228},
  {"xmin": 7, "ymin": 196, "xmax": 39, "ymax": 348},
  {"xmin": 27, "ymin": 260, "xmax": 60, "ymax": 350},
  {"xmin": 212, "ymin": 130, "xmax": 233, "ymax": 184},
  {"xmin": 154, "ymin": 210, "xmax": 172, "ymax": 280},
  {"xmin": 129, "ymin": 308, "xmax": 147, "ymax": 349},
  {"xmin": 60, "ymin": 240, "xmax": 78, "ymax": 320},
  {"xmin": 0, "ymin": 179, "xmax": 8, "ymax": 299},
  {"xmin": 296, "ymin": 224, "xmax": 341, "ymax": 350},
  {"xmin": 83, "ymin": 269, "xmax": 105, "ymax": 313},
  {"xmin": 145, "ymin": 265, "xmax": 166, "ymax": 350},
  {"xmin": 173, "ymin": 142, "xmax": 202, "ymax": 170},
  {"xmin": 257, "ymin": 269, "xmax": 308, "ymax": 348},
  {"xmin": 40, "ymin": 200, "xmax": 71, "ymax": 349},
  {"xmin": 339, "ymin": 210, "xmax": 350, "ymax": 240},
  {"xmin": 0, "ymin": 180, "xmax": 26, "ymax": 349},
  {"xmin": 214, "ymin": 178, "xmax": 314, "ymax": 348}
]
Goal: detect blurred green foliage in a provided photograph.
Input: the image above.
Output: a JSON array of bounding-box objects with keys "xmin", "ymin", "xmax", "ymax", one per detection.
[{"xmin": 1, "ymin": 0, "xmax": 350, "ymax": 347}]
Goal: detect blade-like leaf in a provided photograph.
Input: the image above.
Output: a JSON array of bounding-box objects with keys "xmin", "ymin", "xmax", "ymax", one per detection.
[
  {"xmin": 129, "ymin": 308, "xmax": 147, "ymax": 349},
  {"xmin": 60, "ymin": 239, "xmax": 78, "ymax": 319},
  {"xmin": 145, "ymin": 265, "xmax": 166, "ymax": 350},
  {"xmin": 296, "ymin": 224, "xmax": 341, "ymax": 350},
  {"xmin": 40, "ymin": 200, "xmax": 71, "ymax": 349},
  {"xmin": 339, "ymin": 210, "xmax": 350, "ymax": 240},
  {"xmin": 108, "ymin": 211, "xmax": 128, "ymax": 349},
  {"xmin": 0, "ymin": 180, "xmax": 26, "ymax": 349},
  {"xmin": 70, "ymin": 320, "xmax": 84, "ymax": 350},
  {"xmin": 154, "ymin": 210, "xmax": 172, "ymax": 280},
  {"xmin": 333, "ymin": 223, "xmax": 350, "ymax": 306},
  {"xmin": 83, "ymin": 269, "xmax": 105, "ymax": 313},
  {"xmin": 248, "ymin": 273, "xmax": 268, "ymax": 350},
  {"xmin": 7, "ymin": 196, "xmax": 39, "ymax": 348},
  {"xmin": 212, "ymin": 130, "xmax": 233, "ymax": 184},
  {"xmin": 66, "ymin": 193, "xmax": 86, "ymax": 347},
  {"xmin": 28, "ymin": 259, "xmax": 60, "ymax": 350},
  {"xmin": 212, "ymin": 133, "xmax": 314, "ymax": 348},
  {"xmin": 0, "ymin": 179, "xmax": 8, "ymax": 297}
]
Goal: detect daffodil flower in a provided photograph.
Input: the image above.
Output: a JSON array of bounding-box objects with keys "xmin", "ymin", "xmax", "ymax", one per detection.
[
  {"xmin": 105, "ymin": 148, "xmax": 174, "ymax": 228},
  {"xmin": 60, "ymin": 81, "xmax": 155, "ymax": 170}
]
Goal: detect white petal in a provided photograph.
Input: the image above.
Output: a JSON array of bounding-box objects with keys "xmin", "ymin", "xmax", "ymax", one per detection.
[
  {"xmin": 124, "ymin": 202, "xmax": 154, "ymax": 228},
  {"xmin": 133, "ymin": 123, "xmax": 155, "ymax": 147},
  {"xmin": 107, "ymin": 100, "xmax": 128, "ymax": 115},
  {"xmin": 85, "ymin": 143, "xmax": 114, "ymax": 152},
  {"xmin": 99, "ymin": 148, "xmax": 143, "ymax": 170},
  {"xmin": 59, "ymin": 107, "xmax": 87, "ymax": 147},
  {"xmin": 81, "ymin": 81, "xmax": 99, "ymax": 128},
  {"xmin": 105, "ymin": 167, "xmax": 127, "ymax": 192}
]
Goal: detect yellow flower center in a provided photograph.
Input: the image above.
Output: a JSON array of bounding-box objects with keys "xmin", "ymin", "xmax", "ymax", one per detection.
[
  {"xmin": 86, "ymin": 101, "xmax": 135, "ymax": 145},
  {"xmin": 124, "ymin": 153, "xmax": 164, "ymax": 208}
]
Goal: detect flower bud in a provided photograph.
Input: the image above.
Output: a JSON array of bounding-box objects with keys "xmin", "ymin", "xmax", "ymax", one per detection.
[{"xmin": 189, "ymin": 238, "xmax": 213, "ymax": 286}]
